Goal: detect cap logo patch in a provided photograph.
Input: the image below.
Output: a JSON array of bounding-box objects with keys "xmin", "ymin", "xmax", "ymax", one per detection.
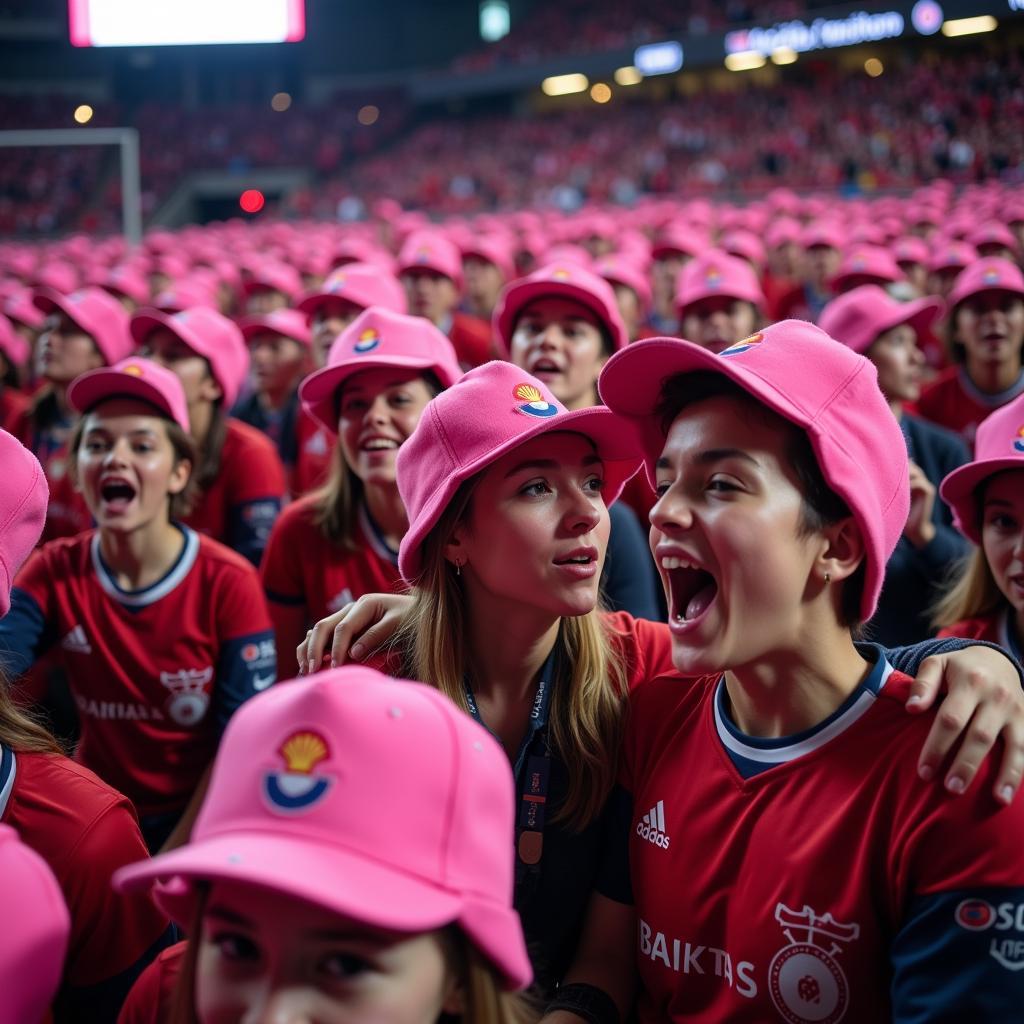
[
  {"xmin": 415, "ymin": 248, "xmax": 432, "ymax": 263},
  {"xmin": 851, "ymin": 254, "xmax": 867, "ymax": 271},
  {"xmin": 263, "ymin": 730, "xmax": 333, "ymax": 814},
  {"xmin": 982, "ymin": 266, "xmax": 1002, "ymax": 285},
  {"xmin": 513, "ymin": 382, "xmax": 558, "ymax": 418},
  {"xmin": 122, "ymin": 364, "xmax": 144, "ymax": 377},
  {"xmin": 1014, "ymin": 426, "xmax": 1024, "ymax": 454},
  {"xmin": 704, "ymin": 266, "xmax": 721, "ymax": 287},
  {"xmin": 353, "ymin": 328, "xmax": 381, "ymax": 353},
  {"xmin": 720, "ymin": 332, "xmax": 764, "ymax": 357},
  {"xmin": 327, "ymin": 276, "xmax": 346, "ymax": 292},
  {"xmin": 552, "ymin": 268, "xmax": 572, "ymax": 280}
]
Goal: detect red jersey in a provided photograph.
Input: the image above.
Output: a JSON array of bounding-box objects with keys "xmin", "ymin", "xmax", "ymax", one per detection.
[
  {"xmin": 183, "ymin": 417, "xmax": 287, "ymax": 565},
  {"xmin": 291, "ymin": 405, "xmax": 335, "ymax": 497},
  {"xmin": 260, "ymin": 497, "xmax": 405, "ymax": 678},
  {"xmin": 623, "ymin": 656, "xmax": 1024, "ymax": 1022},
  {"xmin": 0, "ymin": 385, "xmax": 28, "ymax": 434},
  {"xmin": 449, "ymin": 310, "xmax": 494, "ymax": 368},
  {"xmin": 1, "ymin": 748, "xmax": 169, "ymax": 1001},
  {"xmin": 116, "ymin": 942, "xmax": 185, "ymax": 1024},
  {"xmin": 917, "ymin": 366, "xmax": 1024, "ymax": 448},
  {"xmin": 1, "ymin": 528, "xmax": 276, "ymax": 817}
]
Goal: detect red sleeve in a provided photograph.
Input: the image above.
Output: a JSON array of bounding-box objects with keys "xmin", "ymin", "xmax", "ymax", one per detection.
[
  {"xmin": 224, "ymin": 423, "xmax": 287, "ymax": 504},
  {"xmin": 259, "ymin": 504, "xmax": 305, "ymax": 603},
  {"xmin": 12, "ymin": 544, "xmax": 56, "ymax": 618},
  {"xmin": 450, "ymin": 314, "xmax": 494, "ymax": 367},
  {"xmin": 62, "ymin": 803, "xmax": 170, "ymax": 986},
  {"xmin": 116, "ymin": 942, "xmax": 186, "ymax": 1024},
  {"xmin": 602, "ymin": 610, "xmax": 676, "ymax": 692},
  {"xmin": 215, "ymin": 555, "xmax": 273, "ymax": 643}
]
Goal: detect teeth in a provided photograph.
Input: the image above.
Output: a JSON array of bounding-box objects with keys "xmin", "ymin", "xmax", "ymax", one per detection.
[
  {"xmin": 362, "ymin": 439, "xmax": 398, "ymax": 450},
  {"xmin": 660, "ymin": 555, "xmax": 700, "ymax": 570}
]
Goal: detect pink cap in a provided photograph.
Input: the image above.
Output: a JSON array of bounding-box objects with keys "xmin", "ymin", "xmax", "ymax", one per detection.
[
  {"xmin": 819, "ymin": 285, "xmax": 943, "ymax": 356},
  {"xmin": 801, "ymin": 222, "xmax": 845, "ymax": 251},
  {"xmin": 830, "ymin": 246, "xmax": 904, "ymax": 291},
  {"xmin": 113, "ymin": 667, "xmax": 532, "ymax": 991},
  {"xmin": 675, "ymin": 250, "xmax": 766, "ymax": 315},
  {"xmin": 594, "ymin": 255, "xmax": 652, "ymax": 313},
  {"xmin": 32, "ymin": 286, "xmax": 133, "ymax": 365},
  {"xmin": 297, "ymin": 263, "xmax": 407, "ymax": 319},
  {"xmin": 330, "ymin": 238, "xmax": 394, "ymax": 270},
  {"xmin": 599, "ymin": 320, "xmax": 909, "ymax": 622},
  {"xmin": 397, "ymin": 231, "xmax": 464, "ymax": 288},
  {"xmin": 940, "ymin": 394, "xmax": 1024, "ymax": 542},
  {"xmin": 651, "ymin": 226, "xmax": 705, "ymax": 260},
  {"xmin": 492, "ymin": 262, "xmax": 629, "ymax": 358},
  {"xmin": 397, "ymin": 361, "xmax": 642, "ymax": 584},
  {"xmin": 100, "ymin": 266, "xmax": 150, "ymax": 307},
  {"xmin": 299, "ymin": 308, "xmax": 462, "ymax": 434},
  {"xmin": 0, "ymin": 312, "xmax": 29, "ymax": 368},
  {"xmin": 0, "ymin": 429, "xmax": 48, "ymax": 617},
  {"xmin": 33, "ymin": 260, "xmax": 78, "ymax": 295},
  {"xmin": 68, "ymin": 357, "xmax": 190, "ymax": 433},
  {"xmin": 948, "ymin": 259, "xmax": 1024, "ymax": 311},
  {"xmin": 765, "ymin": 217, "xmax": 803, "ymax": 250},
  {"xmin": 462, "ymin": 237, "xmax": 516, "ymax": 282},
  {"xmin": 928, "ymin": 241, "xmax": 978, "ymax": 274},
  {"xmin": 0, "ymin": 825, "xmax": 70, "ymax": 1023},
  {"xmin": 969, "ymin": 221, "xmax": 1019, "ymax": 256},
  {"xmin": 720, "ymin": 229, "xmax": 766, "ymax": 269},
  {"xmin": 3, "ymin": 291, "xmax": 45, "ymax": 331},
  {"xmin": 240, "ymin": 308, "xmax": 312, "ymax": 348},
  {"xmin": 130, "ymin": 307, "xmax": 249, "ymax": 409},
  {"xmin": 150, "ymin": 281, "xmax": 218, "ymax": 313},
  {"xmin": 242, "ymin": 263, "xmax": 303, "ymax": 302},
  {"xmin": 892, "ymin": 237, "xmax": 930, "ymax": 267}
]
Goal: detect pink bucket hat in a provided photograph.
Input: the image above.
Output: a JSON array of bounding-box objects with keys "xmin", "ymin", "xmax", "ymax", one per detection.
[
  {"xmin": 397, "ymin": 231, "xmax": 464, "ymax": 288},
  {"xmin": 113, "ymin": 667, "xmax": 533, "ymax": 991},
  {"xmin": 801, "ymin": 222, "xmax": 845, "ymax": 251},
  {"xmin": 297, "ymin": 263, "xmax": 407, "ymax": 319},
  {"xmin": 675, "ymin": 250, "xmax": 766, "ymax": 316},
  {"xmin": 651, "ymin": 225, "xmax": 705, "ymax": 261},
  {"xmin": 33, "ymin": 260, "xmax": 78, "ymax": 295},
  {"xmin": 0, "ymin": 429, "xmax": 48, "ymax": 617},
  {"xmin": 0, "ymin": 825, "xmax": 70, "ymax": 1024},
  {"xmin": 830, "ymin": 246, "xmax": 904, "ymax": 291},
  {"xmin": 100, "ymin": 266, "xmax": 151, "ymax": 307},
  {"xmin": 0, "ymin": 312, "xmax": 29, "ymax": 368},
  {"xmin": 928, "ymin": 241, "xmax": 978, "ymax": 274},
  {"xmin": 300, "ymin": 307, "xmax": 462, "ymax": 434},
  {"xmin": 3, "ymin": 291, "xmax": 45, "ymax": 331},
  {"xmin": 242, "ymin": 263, "xmax": 303, "ymax": 302},
  {"xmin": 462, "ymin": 236, "xmax": 516, "ymax": 282},
  {"xmin": 594, "ymin": 255, "xmax": 652, "ymax": 313},
  {"xmin": 397, "ymin": 360, "xmax": 642, "ymax": 584},
  {"xmin": 940, "ymin": 393, "xmax": 1024, "ymax": 543},
  {"xmin": 599, "ymin": 320, "xmax": 910, "ymax": 622},
  {"xmin": 969, "ymin": 222, "xmax": 1019, "ymax": 257},
  {"xmin": 819, "ymin": 285, "xmax": 943, "ymax": 355},
  {"xmin": 150, "ymin": 280, "xmax": 218, "ymax": 314},
  {"xmin": 68, "ymin": 357, "xmax": 190, "ymax": 433},
  {"xmin": 130, "ymin": 307, "xmax": 249, "ymax": 409},
  {"xmin": 892, "ymin": 237, "xmax": 930, "ymax": 267},
  {"xmin": 240, "ymin": 308, "xmax": 312, "ymax": 348},
  {"xmin": 492, "ymin": 262, "xmax": 629, "ymax": 357},
  {"xmin": 948, "ymin": 259, "xmax": 1024, "ymax": 312},
  {"xmin": 32, "ymin": 286, "xmax": 133, "ymax": 365},
  {"xmin": 720, "ymin": 229, "xmax": 766, "ymax": 270}
]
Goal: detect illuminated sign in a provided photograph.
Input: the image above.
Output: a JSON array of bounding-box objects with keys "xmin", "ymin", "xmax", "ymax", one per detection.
[
  {"xmin": 724, "ymin": 9, "xmax": 915, "ymax": 56},
  {"xmin": 634, "ymin": 41, "xmax": 684, "ymax": 76}
]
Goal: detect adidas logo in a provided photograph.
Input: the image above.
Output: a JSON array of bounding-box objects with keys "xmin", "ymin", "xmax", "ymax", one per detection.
[
  {"xmin": 637, "ymin": 799, "xmax": 670, "ymax": 849},
  {"xmin": 61, "ymin": 625, "xmax": 92, "ymax": 655}
]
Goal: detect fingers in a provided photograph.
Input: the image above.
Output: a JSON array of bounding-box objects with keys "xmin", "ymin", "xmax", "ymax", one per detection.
[
  {"xmin": 906, "ymin": 655, "xmax": 943, "ymax": 713},
  {"xmin": 940, "ymin": 695, "xmax": 1008, "ymax": 795},
  {"xmin": 916, "ymin": 670, "xmax": 986, "ymax": 783},
  {"xmin": 993, "ymin": 715, "xmax": 1024, "ymax": 806}
]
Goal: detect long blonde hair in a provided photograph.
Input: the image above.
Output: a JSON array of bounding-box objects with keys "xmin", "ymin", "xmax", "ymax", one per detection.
[
  {"xmin": 932, "ymin": 547, "xmax": 1007, "ymax": 631},
  {"xmin": 310, "ymin": 444, "xmax": 365, "ymax": 549},
  {"xmin": 393, "ymin": 477, "xmax": 628, "ymax": 832},
  {"xmin": 0, "ymin": 678, "xmax": 63, "ymax": 755}
]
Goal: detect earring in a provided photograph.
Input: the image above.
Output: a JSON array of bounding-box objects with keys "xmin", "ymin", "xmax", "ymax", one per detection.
[
  {"xmin": 455, "ymin": 558, "xmax": 464, "ymax": 576},
  {"xmin": 824, "ymin": 572, "xmax": 831, "ymax": 584}
]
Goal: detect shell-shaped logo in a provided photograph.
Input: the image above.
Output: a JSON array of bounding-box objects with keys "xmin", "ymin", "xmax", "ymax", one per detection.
[
  {"xmin": 1014, "ymin": 426, "xmax": 1024, "ymax": 454},
  {"xmin": 704, "ymin": 266, "xmax": 722, "ymax": 288},
  {"xmin": 982, "ymin": 265, "xmax": 1002, "ymax": 286},
  {"xmin": 122, "ymin": 363, "xmax": 144, "ymax": 377},
  {"xmin": 552, "ymin": 267, "xmax": 572, "ymax": 281},
  {"xmin": 353, "ymin": 328, "xmax": 381, "ymax": 353},
  {"xmin": 327, "ymin": 275, "xmax": 346, "ymax": 293},
  {"xmin": 513, "ymin": 382, "xmax": 558, "ymax": 418},
  {"xmin": 851, "ymin": 253, "xmax": 867, "ymax": 271},
  {"xmin": 415, "ymin": 247, "xmax": 432, "ymax": 263},
  {"xmin": 262, "ymin": 730, "xmax": 333, "ymax": 814},
  {"xmin": 720, "ymin": 332, "xmax": 764, "ymax": 358}
]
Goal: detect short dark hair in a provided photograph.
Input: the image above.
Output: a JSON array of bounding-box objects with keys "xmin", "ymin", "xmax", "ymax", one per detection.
[{"xmin": 655, "ymin": 370, "xmax": 865, "ymax": 626}]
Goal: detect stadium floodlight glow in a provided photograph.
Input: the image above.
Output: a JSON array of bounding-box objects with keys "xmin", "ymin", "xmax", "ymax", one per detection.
[
  {"xmin": 941, "ymin": 15, "xmax": 997, "ymax": 37},
  {"xmin": 725, "ymin": 51, "xmax": 767, "ymax": 72},
  {"xmin": 634, "ymin": 41, "xmax": 683, "ymax": 76},
  {"xmin": 771, "ymin": 47, "xmax": 798, "ymax": 65},
  {"xmin": 73, "ymin": 104, "xmax": 94, "ymax": 124},
  {"xmin": 479, "ymin": 1, "xmax": 510, "ymax": 43},
  {"xmin": 68, "ymin": 0, "xmax": 306, "ymax": 47},
  {"xmin": 614, "ymin": 66, "xmax": 643, "ymax": 86},
  {"xmin": 541, "ymin": 74, "xmax": 589, "ymax": 97},
  {"xmin": 590, "ymin": 83, "xmax": 612, "ymax": 104}
]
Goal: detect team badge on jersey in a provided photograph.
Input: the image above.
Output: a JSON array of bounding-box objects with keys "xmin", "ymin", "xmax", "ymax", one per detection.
[
  {"xmin": 263, "ymin": 731, "xmax": 334, "ymax": 813},
  {"xmin": 160, "ymin": 667, "xmax": 213, "ymax": 726},
  {"xmin": 720, "ymin": 332, "xmax": 763, "ymax": 357},
  {"xmin": 955, "ymin": 898, "xmax": 996, "ymax": 931},
  {"xmin": 513, "ymin": 382, "xmax": 558, "ymax": 418},
  {"xmin": 768, "ymin": 903, "xmax": 860, "ymax": 1024},
  {"xmin": 353, "ymin": 328, "xmax": 381, "ymax": 353}
]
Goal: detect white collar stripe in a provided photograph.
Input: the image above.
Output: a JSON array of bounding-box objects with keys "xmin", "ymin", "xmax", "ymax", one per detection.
[
  {"xmin": 91, "ymin": 526, "xmax": 200, "ymax": 607},
  {"xmin": 358, "ymin": 504, "xmax": 399, "ymax": 566},
  {"xmin": 0, "ymin": 747, "xmax": 16, "ymax": 820}
]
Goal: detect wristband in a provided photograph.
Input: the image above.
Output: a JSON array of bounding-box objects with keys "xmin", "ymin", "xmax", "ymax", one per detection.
[{"xmin": 545, "ymin": 982, "xmax": 620, "ymax": 1024}]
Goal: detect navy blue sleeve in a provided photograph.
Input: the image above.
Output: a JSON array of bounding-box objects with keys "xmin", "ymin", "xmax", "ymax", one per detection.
[
  {"xmin": 874, "ymin": 638, "xmax": 1024, "ymax": 685},
  {"xmin": 595, "ymin": 784, "xmax": 633, "ymax": 905},
  {"xmin": 0, "ymin": 587, "xmax": 53, "ymax": 678},
  {"xmin": 213, "ymin": 631, "xmax": 276, "ymax": 732},
  {"xmin": 227, "ymin": 498, "xmax": 282, "ymax": 566},
  {"xmin": 892, "ymin": 888, "xmax": 1024, "ymax": 1022},
  {"xmin": 601, "ymin": 502, "xmax": 661, "ymax": 622}
]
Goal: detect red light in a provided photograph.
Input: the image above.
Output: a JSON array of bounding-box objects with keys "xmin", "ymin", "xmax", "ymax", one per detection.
[{"xmin": 240, "ymin": 189, "xmax": 265, "ymax": 214}]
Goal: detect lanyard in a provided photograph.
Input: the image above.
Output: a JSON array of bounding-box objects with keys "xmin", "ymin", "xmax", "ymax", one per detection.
[{"xmin": 463, "ymin": 644, "xmax": 558, "ymax": 891}]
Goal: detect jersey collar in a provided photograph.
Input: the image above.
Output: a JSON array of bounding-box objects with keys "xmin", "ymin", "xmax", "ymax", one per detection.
[
  {"xmin": 91, "ymin": 524, "xmax": 200, "ymax": 607},
  {"xmin": 0, "ymin": 744, "xmax": 16, "ymax": 821}
]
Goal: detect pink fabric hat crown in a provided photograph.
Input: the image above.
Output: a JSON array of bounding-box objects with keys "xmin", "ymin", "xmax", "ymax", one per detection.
[
  {"xmin": 33, "ymin": 286, "xmax": 134, "ymax": 365},
  {"xmin": 68, "ymin": 357, "xmax": 191, "ymax": 433},
  {"xmin": 594, "ymin": 255, "xmax": 653, "ymax": 312},
  {"xmin": 830, "ymin": 245, "xmax": 904, "ymax": 291},
  {"xmin": 397, "ymin": 231, "xmax": 464, "ymax": 287},
  {"xmin": 948, "ymin": 258, "xmax": 1024, "ymax": 311},
  {"xmin": 130, "ymin": 307, "xmax": 249, "ymax": 409},
  {"xmin": 0, "ymin": 429, "xmax": 48, "ymax": 617},
  {"xmin": 675, "ymin": 249, "xmax": 765, "ymax": 315},
  {"xmin": 113, "ymin": 667, "xmax": 532, "ymax": 991},
  {"xmin": 397, "ymin": 360, "xmax": 642, "ymax": 584},
  {"xmin": 240, "ymin": 308, "xmax": 312, "ymax": 348},
  {"xmin": 300, "ymin": 307, "xmax": 463, "ymax": 434},
  {"xmin": 297, "ymin": 262, "xmax": 407, "ymax": 319},
  {"xmin": 940, "ymin": 393, "xmax": 1024, "ymax": 543},
  {"xmin": 927, "ymin": 241, "xmax": 977, "ymax": 274},
  {"xmin": 892, "ymin": 237, "xmax": 930, "ymax": 266},
  {"xmin": 461, "ymin": 236, "xmax": 516, "ymax": 282},
  {"xmin": 241, "ymin": 262, "xmax": 303, "ymax": 302},
  {"xmin": 492, "ymin": 262, "xmax": 629, "ymax": 358},
  {"xmin": 100, "ymin": 265, "xmax": 151, "ymax": 307},
  {"xmin": 0, "ymin": 825, "xmax": 70, "ymax": 1024},
  {"xmin": 818, "ymin": 285, "xmax": 943, "ymax": 356},
  {"xmin": 599, "ymin": 320, "xmax": 910, "ymax": 622}
]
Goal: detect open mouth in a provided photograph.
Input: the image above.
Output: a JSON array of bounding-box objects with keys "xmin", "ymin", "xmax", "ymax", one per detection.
[
  {"xmin": 530, "ymin": 359, "xmax": 561, "ymax": 377},
  {"xmin": 661, "ymin": 556, "xmax": 718, "ymax": 623},
  {"xmin": 553, "ymin": 546, "xmax": 599, "ymax": 578},
  {"xmin": 360, "ymin": 438, "xmax": 399, "ymax": 452},
  {"xmin": 100, "ymin": 479, "xmax": 137, "ymax": 507}
]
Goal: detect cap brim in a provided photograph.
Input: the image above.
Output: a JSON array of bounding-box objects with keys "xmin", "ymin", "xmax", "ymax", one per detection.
[
  {"xmin": 67, "ymin": 367, "xmax": 181, "ymax": 427},
  {"xmin": 399, "ymin": 404, "xmax": 642, "ymax": 583},
  {"xmin": 940, "ymin": 457, "xmax": 1024, "ymax": 543},
  {"xmin": 31, "ymin": 287, "xmax": 96, "ymax": 338},
  {"xmin": 113, "ymin": 831, "xmax": 531, "ymax": 990}
]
